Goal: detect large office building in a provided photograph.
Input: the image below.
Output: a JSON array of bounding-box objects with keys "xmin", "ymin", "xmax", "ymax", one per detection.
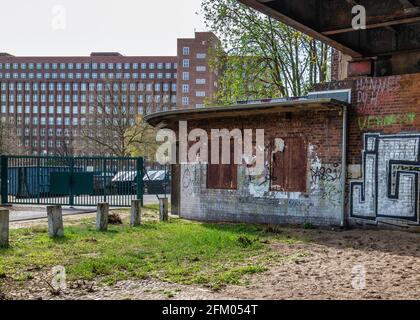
[{"xmin": 0, "ymin": 32, "xmax": 219, "ymax": 156}]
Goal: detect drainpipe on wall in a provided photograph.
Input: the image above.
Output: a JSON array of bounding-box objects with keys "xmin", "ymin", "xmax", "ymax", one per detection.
[{"xmin": 340, "ymin": 105, "xmax": 348, "ymax": 228}]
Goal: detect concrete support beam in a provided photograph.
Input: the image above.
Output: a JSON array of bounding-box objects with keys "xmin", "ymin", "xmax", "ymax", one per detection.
[
  {"xmin": 47, "ymin": 205, "xmax": 64, "ymax": 237},
  {"xmin": 130, "ymin": 199, "xmax": 142, "ymax": 227},
  {"xmin": 159, "ymin": 198, "xmax": 169, "ymax": 222},
  {"xmin": 0, "ymin": 209, "xmax": 9, "ymax": 247},
  {"xmin": 96, "ymin": 203, "xmax": 109, "ymax": 231}
]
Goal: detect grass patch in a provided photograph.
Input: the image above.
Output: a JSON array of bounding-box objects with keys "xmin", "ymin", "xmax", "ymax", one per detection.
[{"xmin": 0, "ymin": 215, "xmax": 304, "ymax": 289}]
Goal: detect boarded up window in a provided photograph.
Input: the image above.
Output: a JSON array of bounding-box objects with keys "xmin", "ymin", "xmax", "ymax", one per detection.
[
  {"xmin": 207, "ymin": 139, "xmax": 237, "ymax": 189},
  {"xmin": 271, "ymin": 137, "xmax": 307, "ymax": 192}
]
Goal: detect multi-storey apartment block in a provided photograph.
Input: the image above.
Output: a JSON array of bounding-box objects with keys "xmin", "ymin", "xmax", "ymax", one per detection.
[
  {"xmin": 0, "ymin": 32, "xmax": 219, "ymax": 156},
  {"xmin": 177, "ymin": 32, "xmax": 219, "ymax": 109}
]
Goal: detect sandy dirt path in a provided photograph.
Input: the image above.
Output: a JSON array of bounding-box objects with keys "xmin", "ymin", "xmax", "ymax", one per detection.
[{"xmin": 2, "ymin": 224, "xmax": 419, "ymax": 300}]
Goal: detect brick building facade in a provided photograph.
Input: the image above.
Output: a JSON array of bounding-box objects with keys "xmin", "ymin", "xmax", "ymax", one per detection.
[
  {"xmin": 146, "ymin": 100, "xmax": 348, "ymax": 227},
  {"xmin": 313, "ymin": 64, "xmax": 420, "ymax": 228},
  {"xmin": 0, "ymin": 32, "xmax": 218, "ymax": 156},
  {"xmin": 145, "ymin": 47, "xmax": 420, "ymax": 230}
]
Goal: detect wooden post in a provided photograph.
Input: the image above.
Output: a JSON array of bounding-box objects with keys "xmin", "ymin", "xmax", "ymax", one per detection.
[
  {"xmin": 130, "ymin": 199, "xmax": 142, "ymax": 227},
  {"xmin": 47, "ymin": 205, "xmax": 64, "ymax": 237},
  {"xmin": 159, "ymin": 198, "xmax": 168, "ymax": 222},
  {"xmin": 0, "ymin": 209, "xmax": 9, "ymax": 247},
  {"xmin": 96, "ymin": 202, "xmax": 109, "ymax": 231}
]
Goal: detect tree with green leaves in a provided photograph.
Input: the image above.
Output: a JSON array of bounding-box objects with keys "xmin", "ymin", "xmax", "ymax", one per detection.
[{"xmin": 201, "ymin": 0, "xmax": 331, "ymax": 104}]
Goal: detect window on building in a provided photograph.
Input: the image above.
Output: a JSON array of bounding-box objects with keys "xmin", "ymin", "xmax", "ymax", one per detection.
[
  {"xmin": 182, "ymin": 97, "xmax": 189, "ymax": 106},
  {"xmin": 270, "ymin": 137, "xmax": 307, "ymax": 192},
  {"xmin": 182, "ymin": 84, "xmax": 189, "ymax": 93},
  {"xmin": 182, "ymin": 72, "xmax": 189, "ymax": 81},
  {"xmin": 207, "ymin": 139, "xmax": 238, "ymax": 190},
  {"xmin": 183, "ymin": 47, "xmax": 190, "ymax": 55},
  {"xmin": 183, "ymin": 59, "xmax": 190, "ymax": 68}
]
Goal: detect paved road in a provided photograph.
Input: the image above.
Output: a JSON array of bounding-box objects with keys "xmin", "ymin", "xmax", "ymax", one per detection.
[{"xmin": 5, "ymin": 194, "xmax": 170, "ymax": 222}]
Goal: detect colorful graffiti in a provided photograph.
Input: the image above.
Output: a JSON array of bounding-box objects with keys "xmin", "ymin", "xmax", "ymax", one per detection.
[
  {"xmin": 350, "ymin": 133, "xmax": 420, "ymax": 224},
  {"xmin": 357, "ymin": 113, "xmax": 416, "ymax": 130}
]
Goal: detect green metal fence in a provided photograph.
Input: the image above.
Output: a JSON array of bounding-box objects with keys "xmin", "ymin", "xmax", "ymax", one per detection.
[{"xmin": 0, "ymin": 155, "xmax": 143, "ymax": 207}]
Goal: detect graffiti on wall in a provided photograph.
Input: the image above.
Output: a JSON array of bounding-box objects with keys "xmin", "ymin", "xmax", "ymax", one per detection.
[
  {"xmin": 310, "ymin": 157, "xmax": 342, "ymax": 207},
  {"xmin": 181, "ymin": 165, "xmax": 199, "ymax": 197},
  {"xmin": 357, "ymin": 113, "xmax": 416, "ymax": 130},
  {"xmin": 243, "ymin": 142, "xmax": 271, "ymax": 198},
  {"xmin": 350, "ymin": 133, "xmax": 420, "ymax": 224},
  {"xmin": 356, "ymin": 76, "xmax": 401, "ymax": 110}
]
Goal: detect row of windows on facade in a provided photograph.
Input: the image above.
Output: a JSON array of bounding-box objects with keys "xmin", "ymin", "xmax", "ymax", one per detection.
[
  {"xmin": 27, "ymin": 151, "xmax": 116, "ymax": 156},
  {"xmin": 0, "ymin": 62, "xmax": 176, "ymax": 71},
  {"xmin": 0, "ymin": 71, "xmax": 178, "ymax": 80},
  {"xmin": 13, "ymin": 128, "xmax": 147, "ymax": 139},
  {"xmin": 18, "ymin": 140, "xmax": 69, "ymax": 148},
  {"xmin": 1, "ymin": 93, "xmax": 177, "ymax": 104},
  {"xmin": 1, "ymin": 81, "xmax": 206, "ymax": 92},
  {"xmin": 0, "ymin": 51, "xmax": 207, "ymax": 71},
  {"xmin": 0, "ymin": 104, "xmax": 174, "ymax": 126}
]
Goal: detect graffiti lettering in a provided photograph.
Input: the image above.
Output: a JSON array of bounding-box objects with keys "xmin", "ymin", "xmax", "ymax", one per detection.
[
  {"xmin": 357, "ymin": 113, "xmax": 416, "ymax": 130},
  {"xmin": 351, "ymin": 133, "xmax": 420, "ymax": 224},
  {"xmin": 311, "ymin": 164, "xmax": 341, "ymax": 183}
]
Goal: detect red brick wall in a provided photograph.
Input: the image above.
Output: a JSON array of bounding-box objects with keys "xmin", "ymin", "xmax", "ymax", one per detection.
[
  {"xmin": 330, "ymin": 49, "xmax": 340, "ymax": 81},
  {"xmin": 172, "ymin": 109, "xmax": 343, "ymax": 165},
  {"xmin": 314, "ymin": 73, "xmax": 420, "ymax": 164}
]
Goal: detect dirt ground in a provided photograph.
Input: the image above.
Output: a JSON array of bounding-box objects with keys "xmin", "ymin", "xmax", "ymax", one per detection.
[{"xmin": 2, "ymin": 218, "xmax": 420, "ymax": 300}]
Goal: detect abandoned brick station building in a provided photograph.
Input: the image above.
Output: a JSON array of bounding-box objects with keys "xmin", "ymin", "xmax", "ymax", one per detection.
[{"xmin": 145, "ymin": 0, "xmax": 420, "ymax": 229}]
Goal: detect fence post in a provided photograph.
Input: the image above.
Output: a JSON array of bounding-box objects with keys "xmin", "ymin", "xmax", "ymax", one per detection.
[
  {"xmin": 130, "ymin": 199, "xmax": 142, "ymax": 226},
  {"xmin": 102, "ymin": 158, "xmax": 107, "ymax": 203},
  {"xmin": 69, "ymin": 157, "xmax": 74, "ymax": 207},
  {"xmin": 0, "ymin": 156, "xmax": 8, "ymax": 205},
  {"xmin": 137, "ymin": 157, "xmax": 144, "ymax": 207},
  {"xmin": 159, "ymin": 198, "xmax": 169, "ymax": 222},
  {"xmin": 0, "ymin": 209, "xmax": 9, "ymax": 248},
  {"xmin": 47, "ymin": 205, "xmax": 64, "ymax": 237},
  {"xmin": 96, "ymin": 202, "xmax": 109, "ymax": 231},
  {"xmin": 36, "ymin": 157, "xmax": 40, "ymax": 204}
]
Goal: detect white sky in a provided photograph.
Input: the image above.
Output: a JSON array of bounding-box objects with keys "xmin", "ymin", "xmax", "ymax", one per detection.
[{"xmin": 0, "ymin": 0, "xmax": 207, "ymax": 56}]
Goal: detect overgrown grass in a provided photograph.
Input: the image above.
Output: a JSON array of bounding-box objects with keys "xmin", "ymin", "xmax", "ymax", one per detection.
[{"xmin": 0, "ymin": 213, "xmax": 305, "ymax": 290}]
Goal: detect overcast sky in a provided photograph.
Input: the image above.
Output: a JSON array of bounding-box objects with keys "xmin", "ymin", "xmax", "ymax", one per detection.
[{"xmin": 0, "ymin": 0, "xmax": 207, "ymax": 56}]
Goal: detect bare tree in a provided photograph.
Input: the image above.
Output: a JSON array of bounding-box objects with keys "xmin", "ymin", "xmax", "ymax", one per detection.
[
  {"xmin": 77, "ymin": 80, "xmax": 163, "ymax": 158},
  {"xmin": 0, "ymin": 119, "xmax": 18, "ymax": 155}
]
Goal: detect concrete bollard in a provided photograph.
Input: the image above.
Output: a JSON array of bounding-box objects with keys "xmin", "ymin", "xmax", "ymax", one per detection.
[
  {"xmin": 96, "ymin": 202, "xmax": 109, "ymax": 231},
  {"xmin": 159, "ymin": 198, "xmax": 169, "ymax": 222},
  {"xmin": 47, "ymin": 205, "xmax": 64, "ymax": 237},
  {"xmin": 130, "ymin": 199, "xmax": 142, "ymax": 227},
  {"xmin": 0, "ymin": 209, "xmax": 9, "ymax": 248}
]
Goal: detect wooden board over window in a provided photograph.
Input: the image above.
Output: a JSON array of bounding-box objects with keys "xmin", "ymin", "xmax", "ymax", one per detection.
[
  {"xmin": 207, "ymin": 139, "xmax": 238, "ymax": 190},
  {"xmin": 271, "ymin": 137, "xmax": 307, "ymax": 192}
]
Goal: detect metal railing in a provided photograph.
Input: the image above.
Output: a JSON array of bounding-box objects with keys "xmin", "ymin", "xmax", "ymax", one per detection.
[{"xmin": 0, "ymin": 155, "xmax": 144, "ymax": 207}]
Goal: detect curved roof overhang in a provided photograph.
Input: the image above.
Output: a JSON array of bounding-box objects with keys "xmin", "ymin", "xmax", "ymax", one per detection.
[{"xmin": 144, "ymin": 98, "xmax": 349, "ymax": 128}]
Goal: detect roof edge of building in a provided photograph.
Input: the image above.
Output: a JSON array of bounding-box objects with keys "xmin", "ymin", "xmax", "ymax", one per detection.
[{"xmin": 144, "ymin": 98, "xmax": 349, "ymax": 127}]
